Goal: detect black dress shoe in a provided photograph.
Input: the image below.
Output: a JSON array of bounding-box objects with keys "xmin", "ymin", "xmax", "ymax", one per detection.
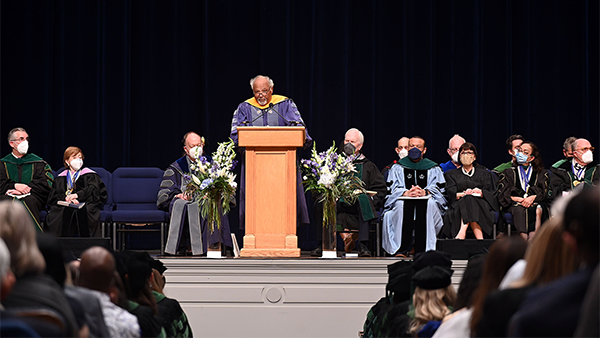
[
  {"xmin": 357, "ymin": 242, "xmax": 372, "ymax": 257},
  {"xmin": 310, "ymin": 247, "xmax": 322, "ymax": 257},
  {"xmin": 223, "ymin": 246, "xmax": 234, "ymax": 257}
]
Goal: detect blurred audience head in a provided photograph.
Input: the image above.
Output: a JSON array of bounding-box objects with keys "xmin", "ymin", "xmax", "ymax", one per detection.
[
  {"xmin": 410, "ymin": 266, "xmax": 456, "ymax": 335},
  {"xmin": 78, "ymin": 246, "xmax": 116, "ymax": 294},
  {"xmin": 0, "ymin": 238, "xmax": 16, "ymax": 302},
  {"xmin": 454, "ymin": 255, "xmax": 485, "ymax": 310},
  {"xmin": 0, "ymin": 201, "xmax": 45, "ymax": 278},
  {"xmin": 470, "ymin": 236, "xmax": 528, "ymax": 335},
  {"xmin": 512, "ymin": 218, "xmax": 577, "ymax": 288},
  {"xmin": 562, "ymin": 187, "xmax": 600, "ymax": 267}
]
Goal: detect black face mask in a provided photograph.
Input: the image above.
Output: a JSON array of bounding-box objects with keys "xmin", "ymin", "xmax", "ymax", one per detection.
[
  {"xmin": 343, "ymin": 143, "xmax": 356, "ymax": 156},
  {"xmin": 408, "ymin": 147, "xmax": 422, "ymax": 160}
]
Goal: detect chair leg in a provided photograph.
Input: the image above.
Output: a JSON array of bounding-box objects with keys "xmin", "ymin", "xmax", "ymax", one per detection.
[
  {"xmin": 160, "ymin": 222, "xmax": 165, "ymax": 256},
  {"xmin": 113, "ymin": 223, "xmax": 117, "ymax": 251},
  {"xmin": 376, "ymin": 221, "xmax": 381, "ymax": 257}
]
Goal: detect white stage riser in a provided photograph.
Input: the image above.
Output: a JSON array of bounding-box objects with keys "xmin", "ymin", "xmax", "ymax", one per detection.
[{"xmin": 162, "ymin": 258, "xmax": 467, "ymax": 338}]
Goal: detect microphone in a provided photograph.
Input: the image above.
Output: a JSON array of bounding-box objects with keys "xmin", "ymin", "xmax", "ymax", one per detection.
[
  {"xmin": 244, "ymin": 107, "xmax": 268, "ymax": 126},
  {"xmin": 269, "ymin": 103, "xmax": 303, "ymax": 126}
]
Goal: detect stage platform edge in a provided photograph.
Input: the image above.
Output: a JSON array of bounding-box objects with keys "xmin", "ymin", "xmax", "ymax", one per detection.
[{"xmin": 161, "ymin": 257, "xmax": 468, "ymax": 338}]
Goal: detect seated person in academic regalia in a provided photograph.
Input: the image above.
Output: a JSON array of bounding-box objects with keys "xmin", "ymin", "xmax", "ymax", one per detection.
[
  {"xmin": 442, "ymin": 143, "xmax": 499, "ymax": 240},
  {"xmin": 492, "ymin": 134, "xmax": 524, "ymax": 175},
  {"xmin": 548, "ymin": 138, "xmax": 598, "ymax": 206},
  {"xmin": 336, "ymin": 128, "xmax": 387, "ymax": 257},
  {"xmin": 492, "ymin": 134, "xmax": 525, "ymax": 237},
  {"xmin": 550, "ymin": 136, "xmax": 577, "ymax": 169},
  {"xmin": 157, "ymin": 132, "xmax": 232, "ymax": 256},
  {"xmin": 498, "ymin": 141, "xmax": 549, "ymax": 242},
  {"xmin": 46, "ymin": 147, "xmax": 108, "ymax": 237},
  {"xmin": 0, "ymin": 128, "xmax": 53, "ymax": 232},
  {"xmin": 439, "ymin": 134, "xmax": 466, "ymax": 173},
  {"xmin": 381, "ymin": 137, "xmax": 410, "ymax": 179},
  {"xmin": 382, "ymin": 136, "xmax": 446, "ymax": 257}
]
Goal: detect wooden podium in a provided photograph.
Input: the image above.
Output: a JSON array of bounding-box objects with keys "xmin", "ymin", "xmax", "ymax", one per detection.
[{"xmin": 237, "ymin": 126, "xmax": 304, "ymax": 257}]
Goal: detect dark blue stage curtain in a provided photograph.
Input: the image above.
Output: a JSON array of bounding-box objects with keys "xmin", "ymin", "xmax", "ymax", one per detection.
[{"xmin": 1, "ymin": 0, "xmax": 597, "ymax": 248}]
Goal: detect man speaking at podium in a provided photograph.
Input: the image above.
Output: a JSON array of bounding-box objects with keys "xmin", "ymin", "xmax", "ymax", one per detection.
[{"xmin": 230, "ymin": 75, "xmax": 312, "ymax": 230}]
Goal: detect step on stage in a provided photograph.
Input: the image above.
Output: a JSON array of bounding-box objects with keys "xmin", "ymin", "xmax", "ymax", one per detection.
[{"xmin": 159, "ymin": 240, "xmax": 490, "ymax": 338}]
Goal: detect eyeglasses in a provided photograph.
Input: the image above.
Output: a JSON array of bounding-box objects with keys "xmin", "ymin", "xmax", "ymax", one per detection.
[
  {"xmin": 448, "ymin": 148, "xmax": 460, "ymax": 153},
  {"xmin": 11, "ymin": 137, "xmax": 29, "ymax": 143},
  {"xmin": 253, "ymin": 90, "xmax": 270, "ymax": 95},
  {"xmin": 575, "ymin": 147, "xmax": 595, "ymax": 153},
  {"xmin": 460, "ymin": 151, "xmax": 475, "ymax": 156}
]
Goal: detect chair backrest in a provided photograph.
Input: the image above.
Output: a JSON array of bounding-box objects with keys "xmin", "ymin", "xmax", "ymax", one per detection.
[
  {"xmin": 89, "ymin": 167, "xmax": 113, "ymax": 211},
  {"xmin": 112, "ymin": 167, "xmax": 164, "ymax": 210},
  {"xmin": 0, "ymin": 318, "xmax": 40, "ymax": 338}
]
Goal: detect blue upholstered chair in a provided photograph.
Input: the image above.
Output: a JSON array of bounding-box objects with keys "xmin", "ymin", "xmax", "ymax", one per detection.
[
  {"xmin": 111, "ymin": 167, "xmax": 167, "ymax": 254},
  {"xmin": 0, "ymin": 318, "xmax": 40, "ymax": 338}
]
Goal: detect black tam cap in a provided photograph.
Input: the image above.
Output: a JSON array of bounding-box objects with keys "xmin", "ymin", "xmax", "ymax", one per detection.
[
  {"xmin": 412, "ymin": 250, "xmax": 452, "ymax": 272},
  {"xmin": 412, "ymin": 265, "xmax": 453, "ymax": 290}
]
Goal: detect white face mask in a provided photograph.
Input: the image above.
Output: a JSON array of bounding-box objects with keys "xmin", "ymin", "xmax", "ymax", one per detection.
[
  {"xmin": 582, "ymin": 150, "xmax": 593, "ymax": 164},
  {"xmin": 70, "ymin": 159, "xmax": 83, "ymax": 171},
  {"xmin": 398, "ymin": 148, "xmax": 408, "ymax": 159},
  {"xmin": 188, "ymin": 146, "xmax": 202, "ymax": 160},
  {"xmin": 16, "ymin": 141, "xmax": 29, "ymax": 155},
  {"xmin": 451, "ymin": 151, "xmax": 459, "ymax": 163}
]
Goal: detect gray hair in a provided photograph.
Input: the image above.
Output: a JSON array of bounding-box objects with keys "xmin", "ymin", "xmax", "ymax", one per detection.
[
  {"xmin": 563, "ymin": 137, "xmax": 578, "ymax": 151},
  {"xmin": 250, "ymin": 75, "xmax": 274, "ymax": 89},
  {"xmin": 0, "ymin": 238, "xmax": 10, "ymax": 278},
  {"xmin": 7, "ymin": 127, "xmax": 26, "ymax": 143},
  {"xmin": 448, "ymin": 134, "xmax": 466, "ymax": 148},
  {"xmin": 0, "ymin": 201, "xmax": 45, "ymax": 278},
  {"xmin": 345, "ymin": 128, "xmax": 364, "ymax": 144}
]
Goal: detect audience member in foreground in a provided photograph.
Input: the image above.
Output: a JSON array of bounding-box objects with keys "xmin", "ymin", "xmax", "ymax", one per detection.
[
  {"xmin": 475, "ymin": 218, "xmax": 577, "ymax": 337},
  {"xmin": 409, "ymin": 265, "xmax": 456, "ymax": 337},
  {"xmin": 509, "ymin": 187, "xmax": 599, "ymax": 337},
  {"xmin": 78, "ymin": 246, "xmax": 141, "ymax": 338},
  {"xmin": 115, "ymin": 251, "xmax": 167, "ymax": 338},
  {"xmin": 0, "ymin": 237, "xmax": 53, "ymax": 337},
  {"xmin": 431, "ymin": 255, "xmax": 485, "ymax": 338},
  {"xmin": 468, "ymin": 236, "xmax": 528, "ymax": 336},
  {"xmin": 147, "ymin": 255, "xmax": 193, "ymax": 337},
  {"xmin": 0, "ymin": 201, "xmax": 78, "ymax": 337}
]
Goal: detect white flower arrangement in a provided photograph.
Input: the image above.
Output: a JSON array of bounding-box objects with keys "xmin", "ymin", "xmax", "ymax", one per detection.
[{"xmin": 184, "ymin": 139, "xmax": 237, "ymax": 232}]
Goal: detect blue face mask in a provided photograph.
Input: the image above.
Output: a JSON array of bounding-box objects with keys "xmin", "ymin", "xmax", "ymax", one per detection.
[
  {"xmin": 515, "ymin": 151, "xmax": 529, "ymax": 164},
  {"xmin": 408, "ymin": 147, "xmax": 422, "ymax": 160}
]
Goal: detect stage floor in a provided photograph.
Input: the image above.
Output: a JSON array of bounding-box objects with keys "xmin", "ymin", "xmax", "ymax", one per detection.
[{"xmin": 160, "ymin": 256, "xmax": 467, "ymax": 338}]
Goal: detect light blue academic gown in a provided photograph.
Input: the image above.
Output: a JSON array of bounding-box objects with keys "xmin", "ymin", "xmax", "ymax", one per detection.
[{"xmin": 381, "ymin": 157, "xmax": 447, "ymax": 255}]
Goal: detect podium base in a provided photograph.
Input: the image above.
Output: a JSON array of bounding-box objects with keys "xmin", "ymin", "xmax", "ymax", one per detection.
[{"xmin": 240, "ymin": 248, "xmax": 300, "ymax": 258}]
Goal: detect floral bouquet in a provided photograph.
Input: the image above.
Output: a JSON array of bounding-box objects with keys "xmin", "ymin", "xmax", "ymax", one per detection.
[
  {"xmin": 184, "ymin": 139, "xmax": 237, "ymax": 234},
  {"xmin": 300, "ymin": 142, "xmax": 364, "ymax": 229}
]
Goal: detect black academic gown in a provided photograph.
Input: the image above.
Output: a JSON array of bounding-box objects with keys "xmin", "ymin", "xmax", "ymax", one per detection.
[
  {"xmin": 442, "ymin": 164, "xmax": 499, "ymax": 238},
  {"xmin": 46, "ymin": 169, "xmax": 107, "ymax": 237},
  {"xmin": 0, "ymin": 153, "xmax": 53, "ymax": 231},
  {"xmin": 498, "ymin": 166, "xmax": 548, "ymax": 233}
]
